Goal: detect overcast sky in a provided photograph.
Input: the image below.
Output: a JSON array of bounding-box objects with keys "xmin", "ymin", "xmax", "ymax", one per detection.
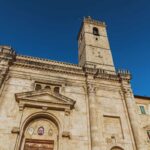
[{"xmin": 0, "ymin": 0, "xmax": 150, "ymax": 96}]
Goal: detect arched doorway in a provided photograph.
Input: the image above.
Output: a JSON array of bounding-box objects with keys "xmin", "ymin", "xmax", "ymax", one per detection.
[
  {"xmin": 111, "ymin": 146, "xmax": 123, "ymax": 150},
  {"xmin": 18, "ymin": 113, "xmax": 60, "ymax": 150}
]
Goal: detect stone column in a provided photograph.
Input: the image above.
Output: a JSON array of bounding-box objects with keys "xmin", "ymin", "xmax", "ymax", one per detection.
[
  {"xmin": 123, "ymin": 88, "xmax": 146, "ymax": 150},
  {"xmin": 87, "ymin": 84, "xmax": 100, "ymax": 150}
]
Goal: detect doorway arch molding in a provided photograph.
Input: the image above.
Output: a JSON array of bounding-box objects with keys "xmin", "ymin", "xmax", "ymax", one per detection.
[
  {"xmin": 15, "ymin": 111, "xmax": 62, "ymax": 150},
  {"xmin": 111, "ymin": 146, "xmax": 124, "ymax": 150},
  {"xmin": 107, "ymin": 144, "xmax": 125, "ymax": 150}
]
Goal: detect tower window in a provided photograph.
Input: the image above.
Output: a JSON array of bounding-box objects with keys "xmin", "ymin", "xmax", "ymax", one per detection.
[
  {"xmin": 54, "ymin": 87, "xmax": 59, "ymax": 93},
  {"xmin": 35, "ymin": 84, "xmax": 42, "ymax": 91},
  {"xmin": 139, "ymin": 105, "xmax": 146, "ymax": 114},
  {"xmin": 93, "ymin": 27, "xmax": 99, "ymax": 36}
]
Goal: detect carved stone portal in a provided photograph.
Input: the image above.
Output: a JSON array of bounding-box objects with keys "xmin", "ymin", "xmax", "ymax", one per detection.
[
  {"xmin": 21, "ymin": 119, "xmax": 58, "ymax": 150},
  {"xmin": 111, "ymin": 147, "xmax": 123, "ymax": 150}
]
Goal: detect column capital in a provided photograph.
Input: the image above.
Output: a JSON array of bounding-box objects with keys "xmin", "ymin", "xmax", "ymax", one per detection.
[
  {"xmin": 122, "ymin": 88, "xmax": 133, "ymax": 98},
  {"xmin": 87, "ymin": 84, "xmax": 96, "ymax": 93}
]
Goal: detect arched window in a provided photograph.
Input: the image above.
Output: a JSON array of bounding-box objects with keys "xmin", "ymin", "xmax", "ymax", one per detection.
[
  {"xmin": 45, "ymin": 85, "xmax": 51, "ymax": 89},
  {"xmin": 54, "ymin": 87, "xmax": 59, "ymax": 93},
  {"xmin": 35, "ymin": 84, "xmax": 42, "ymax": 91},
  {"xmin": 93, "ymin": 27, "xmax": 99, "ymax": 36}
]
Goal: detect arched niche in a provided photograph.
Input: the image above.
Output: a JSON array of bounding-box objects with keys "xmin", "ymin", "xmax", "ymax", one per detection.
[
  {"xmin": 16, "ymin": 112, "xmax": 61, "ymax": 150},
  {"xmin": 93, "ymin": 27, "xmax": 99, "ymax": 36},
  {"xmin": 111, "ymin": 146, "xmax": 124, "ymax": 150}
]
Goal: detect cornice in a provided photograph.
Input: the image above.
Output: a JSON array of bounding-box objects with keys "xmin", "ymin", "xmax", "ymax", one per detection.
[
  {"xmin": 16, "ymin": 54, "xmax": 80, "ymax": 68},
  {"xmin": 14, "ymin": 55, "xmax": 84, "ymax": 76},
  {"xmin": 12, "ymin": 55, "xmax": 131, "ymax": 82},
  {"xmin": 0, "ymin": 46, "xmax": 131, "ymax": 82}
]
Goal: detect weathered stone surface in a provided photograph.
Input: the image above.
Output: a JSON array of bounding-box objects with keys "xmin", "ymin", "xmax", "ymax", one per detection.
[{"xmin": 0, "ymin": 17, "xmax": 148, "ymax": 150}]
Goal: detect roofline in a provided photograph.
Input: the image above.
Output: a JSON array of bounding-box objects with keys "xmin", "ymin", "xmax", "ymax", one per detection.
[
  {"xmin": 16, "ymin": 54, "xmax": 80, "ymax": 68},
  {"xmin": 134, "ymin": 95, "xmax": 150, "ymax": 100}
]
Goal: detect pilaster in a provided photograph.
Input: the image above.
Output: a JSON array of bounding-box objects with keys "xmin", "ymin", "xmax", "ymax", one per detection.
[
  {"xmin": 121, "ymin": 83, "xmax": 146, "ymax": 150},
  {"xmin": 87, "ymin": 83, "xmax": 100, "ymax": 150},
  {"xmin": 0, "ymin": 46, "xmax": 16, "ymax": 88}
]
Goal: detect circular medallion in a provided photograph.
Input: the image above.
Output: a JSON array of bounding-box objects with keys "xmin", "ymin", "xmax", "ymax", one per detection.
[{"xmin": 38, "ymin": 126, "xmax": 44, "ymax": 135}]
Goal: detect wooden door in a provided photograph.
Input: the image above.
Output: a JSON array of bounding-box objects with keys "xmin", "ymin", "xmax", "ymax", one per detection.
[{"xmin": 24, "ymin": 139, "xmax": 54, "ymax": 150}]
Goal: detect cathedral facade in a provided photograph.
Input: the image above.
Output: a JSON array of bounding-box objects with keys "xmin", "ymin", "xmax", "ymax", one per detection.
[{"xmin": 0, "ymin": 17, "xmax": 149, "ymax": 150}]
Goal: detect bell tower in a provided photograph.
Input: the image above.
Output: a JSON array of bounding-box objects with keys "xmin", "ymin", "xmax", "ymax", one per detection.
[{"xmin": 78, "ymin": 17, "xmax": 115, "ymax": 72}]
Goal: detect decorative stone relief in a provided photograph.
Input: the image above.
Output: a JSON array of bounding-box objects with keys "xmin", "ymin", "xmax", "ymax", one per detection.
[{"xmin": 25, "ymin": 119, "xmax": 58, "ymax": 139}]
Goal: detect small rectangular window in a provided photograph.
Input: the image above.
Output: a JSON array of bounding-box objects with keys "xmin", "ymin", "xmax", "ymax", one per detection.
[
  {"xmin": 147, "ymin": 130, "xmax": 150, "ymax": 139},
  {"xmin": 139, "ymin": 106, "xmax": 146, "ymax": 114}
]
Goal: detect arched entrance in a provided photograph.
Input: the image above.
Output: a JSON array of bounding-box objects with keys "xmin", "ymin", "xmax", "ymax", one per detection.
[
  {"xmin": 18, "ymin": 113, "xmax": 60, "ymax": 150},
  {"xmin": 111, "ymin": 146, "xmax": 123, "ymax": 150}
]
